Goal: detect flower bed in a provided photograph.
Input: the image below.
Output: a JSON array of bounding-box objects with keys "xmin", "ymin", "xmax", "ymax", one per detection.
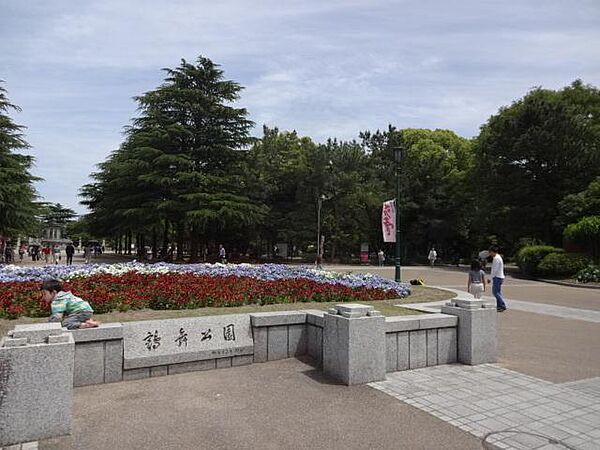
[{"xmin": 0, "ymin": 263, "xmax": 411, "ymax": 319}]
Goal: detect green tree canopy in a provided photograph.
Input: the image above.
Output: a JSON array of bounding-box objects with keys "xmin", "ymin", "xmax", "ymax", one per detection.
[
  {"xmin": 82, "ymin": 56, "xmax": 267, "ymax": 260},
  {"xmin": 473, "ymin": 80, "xmax": 600, "ymax": 247},
  {"xmin": 0, "ymin": 82, "xmax": 40, "ymax": 238}
]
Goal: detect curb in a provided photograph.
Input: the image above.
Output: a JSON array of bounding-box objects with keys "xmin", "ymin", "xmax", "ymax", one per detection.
[{"xmin": 533, "ymin": 278, "xmax": 600, "ymax": 290}]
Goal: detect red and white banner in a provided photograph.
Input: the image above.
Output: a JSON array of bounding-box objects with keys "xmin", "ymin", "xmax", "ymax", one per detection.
[{"xmin": 382, "ymin": 200, "xmax": 396, "ymax": 242}]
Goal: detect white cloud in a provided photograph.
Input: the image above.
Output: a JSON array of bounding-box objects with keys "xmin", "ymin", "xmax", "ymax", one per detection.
[{"xmin": 1, "ymin": 0, "xmax": 599, "ymax": 213}]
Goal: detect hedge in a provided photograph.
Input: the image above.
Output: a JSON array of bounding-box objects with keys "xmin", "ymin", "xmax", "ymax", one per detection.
[
  {"xmin": 516, "ymin": 245, "xmax": 563, "ymax": 276},
  {"xmin": 538, "ymin": 253, "xmax": 592, "ymax": 277}
]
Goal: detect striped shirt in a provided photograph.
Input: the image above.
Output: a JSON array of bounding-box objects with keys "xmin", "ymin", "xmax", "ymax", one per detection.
[{"xmin": 51, "ymin": 291, "xmax": 93, "ymax": 315}]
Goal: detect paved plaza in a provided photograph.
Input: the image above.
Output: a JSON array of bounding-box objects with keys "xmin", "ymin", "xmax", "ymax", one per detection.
[{"xmin": 371, "ymin": 364, "xmax": 600, "ymax": 449}]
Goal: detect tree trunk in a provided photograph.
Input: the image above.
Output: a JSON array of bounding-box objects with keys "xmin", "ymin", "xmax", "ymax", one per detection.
[
  {"xmin": 152, "ymin": 228, "xmax": 157, "ymax": 259},
  {"xmin": 190, "ymin": 226, "xmax": 199, "ymax": 262},
  {"xmin": 176, "ymin": 222, "xmax": 184, "ymax": 261},
  {"xmin": 162, "ymin": 219, "xmax": 169, "ymax": 257}
]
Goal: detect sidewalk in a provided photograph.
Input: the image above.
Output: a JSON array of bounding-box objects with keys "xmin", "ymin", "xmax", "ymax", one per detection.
[{"xmin": 371, "ymin": 364, "xmax": 600, "ymax": 449}]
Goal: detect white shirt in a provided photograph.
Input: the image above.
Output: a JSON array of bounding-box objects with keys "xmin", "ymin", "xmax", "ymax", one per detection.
[
  {"xmin": 491, "ymin": 254, "xmax": 505, "ymax": 279},
  {"xmin": 428, "ymin": 250, "xmax": 437, "ymax": 260}
]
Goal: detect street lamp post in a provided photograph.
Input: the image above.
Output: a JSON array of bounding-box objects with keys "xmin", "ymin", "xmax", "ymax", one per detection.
[
  {"xmin": 394, "ymin": 146, "xmax": 402, "ymax": 282},
  {"xmin": 317, "ymin": 195, "xmax": 322, "ymax": 268}
]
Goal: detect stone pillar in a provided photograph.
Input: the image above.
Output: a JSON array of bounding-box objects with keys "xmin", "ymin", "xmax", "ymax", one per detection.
[
  {"xmin": 0, "ymin": 324, "xmax": 75, "ymax": 447},
  {"xmin": 441, "ymin": 298, "xmax": 497, "ymax": 365},
  {"xmin": 323, "ymin": 304, "xmax": 386, "ymax": 385}
]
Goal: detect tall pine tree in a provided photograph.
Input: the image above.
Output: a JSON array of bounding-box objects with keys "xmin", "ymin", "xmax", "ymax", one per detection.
[{"xmin": 0, "ymin": 82, "xmax": 39, "ymax": 240}]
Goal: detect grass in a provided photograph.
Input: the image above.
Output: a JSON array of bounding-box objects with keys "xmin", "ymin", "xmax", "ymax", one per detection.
[{"xmin": 0, "ymin": 286, "xmax": 455, "ymax": 337}]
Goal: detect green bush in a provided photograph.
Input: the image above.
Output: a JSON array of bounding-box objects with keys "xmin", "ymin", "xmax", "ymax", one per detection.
[
  {"xmin": 538, "ymin": 253, "xmax": 592, "ymax": 277},
  {"xmin": 516, "ymin": 245, "xmax": 563, "ymax": 276},
  {"xmin": 576, "ymin": 265, "xmax": 600, "ymax": 283},
  {"xmin": 564, "ymin": 215, "xmax": 600, "ymax": 260}
]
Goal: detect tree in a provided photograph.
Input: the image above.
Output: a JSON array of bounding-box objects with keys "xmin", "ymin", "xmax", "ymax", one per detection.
[
  {"xmin": 40, "ymin": 203, "xmax": 77, "ymax": 227},
  {"xmin": 0, "ymin": 82, "xmax": 40, "ymax": 239},
  {"xmin": 361, "ymin": 127, "xmax": 475, "ymax": 260},
  {"xmin": 83, "ymin": 56, "xmax": 267, "ymax": 260},
  {"xmin": 564, "ymin": 216, "xmax": 600, "ymax": 261},
  {"xmin": 473, "ymin": 80, "xmax": 600, "ymax": 247},
  {"xmin": 555, "ymin": 177, "xmax": 600, "ymax": 228}
]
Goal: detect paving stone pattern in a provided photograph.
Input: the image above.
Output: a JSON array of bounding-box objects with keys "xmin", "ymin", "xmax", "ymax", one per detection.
[{"xmin": 370, "ymin": 364, "xmax": 600, "ymax": 450}]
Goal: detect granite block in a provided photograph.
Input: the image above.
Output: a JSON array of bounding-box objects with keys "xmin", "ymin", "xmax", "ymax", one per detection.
[
  {"xmin": 250, "ymin": 311, "xmax": 306, "ymax": 327},
  {"xmin": 150, "ymin": 366, "xmax": 168, "ymax": 377},
  {"xmin": 305, "ymin": 310, "xmax": 325, "ymax": 327},
  {"xmin": 231, "ymin": 355, "xmax": 253, "ymax": 367},
  {"xmin": 323, "ymin": 313, "xmax": 385, "ymax": 385},
  {"xmin": 333, "ymin": 303, "xmax": 373, "ymax": 318},
  {"xmin": 409, "ymin": 330, "xmax": 427, "ymax": 369},
  {"xmin": 437, "ymin": 328, "xmax": 457, "ymax": 364},
  {"xmin": 73, "ymin": 341, "xmax": 105, "ymax": 387},
  {"xmin": 0, "ymin": 334, "xmax": 74, "ymax": 447},
  {"xmin": 122, "ymin": 368, "xmax": 150, "ymax": 381},
  {"xmin": 397, "ymin": 332, "xmax": 409, "ymax": 371},
  {"xmin": 307, "ymin": 324, "xmax": 322, "ymax": 366},
  {"xmin": 104, "ymin": 340, "xmax": 123, "ymax": 383},
  {"xmin": 1, "ymin": 337, "xmax": 27, "ymax": 347},
  {"xmin": 253, "ymin": 327, "xmax": 268, "ymax": 363},
  {"xmin": 216, "ymin": 357, "xmax": 232, "ymax": 369},
  {"xmin": 168, "ymin": 359, "xmax": 216, "ymax": 375},
  {"xmin": 48, "ymin": 334, "xmax": 70, "ymax": 344},
  {"xmin": 385, "ymin": 317, "xmax": 420, "ymax": 333},
  {"xmin": 267, "ymin": 325, "xmax": 288, "ymax": 360},
  {"xmin": 426, "ymin": 329, "xmax": 438, "ymax": 366},
  {"xmin": 9, "ymin": 323, "xmax": 63, "ymax": 344},
  {"xmin": 123, "ymin": 314, "xmax": 253, "ymax": 369},
  {"xmin": 287, "ymin": 324, "xmax": 307, "ymax": 356},
  {"xmin": 69, "ymin": 323, "xmax": 123, "ymax": 343},
  {"xmin": 386, "ymin": 333, "xmax": 398, "ymax": 372},
  {"xmin": 418, "ymin": 314, "xmax": 457, "ymax": 329},
  {"xmin": 21, "ymin": 442, "xmax": 38, "ymax": 449},
  {"xmin": 441, "ymin": 304, "xmax": 496, "ymax": 365}
]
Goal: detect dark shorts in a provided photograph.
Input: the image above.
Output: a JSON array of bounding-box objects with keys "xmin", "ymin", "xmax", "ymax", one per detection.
[{"xmin": 50, "ymin": 311, "xmax": 93, "ymax": 330}]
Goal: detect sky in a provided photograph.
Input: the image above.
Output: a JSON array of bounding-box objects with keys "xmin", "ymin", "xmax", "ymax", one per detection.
[{"xmin": 1, "ymin": 0, "xmax": 600, "ymax": 214}]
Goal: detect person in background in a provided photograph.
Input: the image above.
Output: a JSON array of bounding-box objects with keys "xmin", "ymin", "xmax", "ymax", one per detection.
[
  {"xmin": 42, "ymin": 245, "xmax": 51, "ymax": 263},
  {"xmin": 4, "ymin": 244, "xmax": 14, "ymax": 263},
  {"xmin": 488, "ymin": 245, "xmax": 507, "ymax": 312},
  {"xmin": 428, "ymin": 247, "xmax": 437, "ymax": 267},
  {"xmin": 52, "ymin": 245, "xmax": 61, "ymax": 264},
  {"xmin": 467, "ymin": 259, "xmax": 486, "ymax": 299},
  {"xmin": 65, "ymin": 243, "xmax": 75, "ymax": 265},
  {"xmin": 219, "ymin": 244, "xmax": 226, "ymax": 263},
  {"xmin": 18, "ymin": 244, "xmax": 26, "ymax": 262},
  {"xmin": 377, "ymin": 249, "xmax": 385, "ymax": 267}
]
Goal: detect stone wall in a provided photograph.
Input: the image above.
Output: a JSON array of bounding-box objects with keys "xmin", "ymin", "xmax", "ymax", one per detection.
[
  {"xmin": 64, "ymin": 308, "xmax": 461, "ymax": 385},
  {"xmin": 3, "ymin": 301, "xmax": 491, "ymax": 389},
  {"xmin": 385, "ymin": 314, "xmax": 458, "ymax": 372}
]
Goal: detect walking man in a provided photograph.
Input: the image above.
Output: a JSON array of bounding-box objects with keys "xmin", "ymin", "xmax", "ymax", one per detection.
[
  {"xmin": 489, "ymin": 246, "xmax": 507, "ymax": 312},
  {"xmin": 65, "ymin": 243, "xmax": 75, "ymax": 265}
]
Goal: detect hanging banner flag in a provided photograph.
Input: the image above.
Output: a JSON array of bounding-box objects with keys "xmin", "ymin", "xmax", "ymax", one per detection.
[{"xmin": 382, "ymin": 200, "xmax": 396, "ymax": 242}]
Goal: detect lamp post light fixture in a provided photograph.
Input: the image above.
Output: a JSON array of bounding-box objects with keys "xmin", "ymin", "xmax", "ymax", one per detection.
[{"xmin": 394, "ymin": 146, "xmax": 402, "ymax": 282}]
